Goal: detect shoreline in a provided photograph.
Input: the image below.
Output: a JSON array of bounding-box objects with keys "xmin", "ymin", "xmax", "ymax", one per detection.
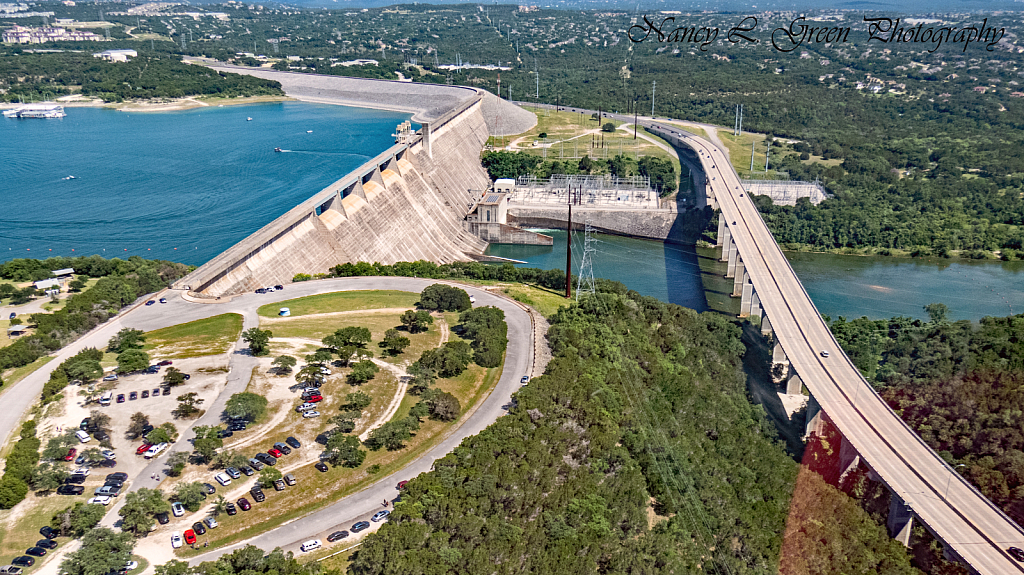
[{"xmin": 2, "ymin": 94, "xmax": 292, "ymax": 113}]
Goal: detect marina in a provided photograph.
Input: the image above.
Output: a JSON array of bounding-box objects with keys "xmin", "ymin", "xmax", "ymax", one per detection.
[{"xmin": 2, "ymin": 103, "xmax": 66, "ymax": 118}]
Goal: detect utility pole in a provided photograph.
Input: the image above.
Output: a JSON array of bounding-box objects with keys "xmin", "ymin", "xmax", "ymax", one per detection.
[
  {"xmin": 738, "ymin": 104, "xmax": 743, "ymax": 135},
  {"xmin": 633, "ymin": 98, "xmax": 638, "ymax": 139},
  {"xmin": 534, "ymin": 56, "xmax": 539, "ymax": 99},
  {"xmin": 565, "ymin": 197, "xmax": 573, "ymax": 299},
  {"xmin": 750, "ymin": 139, "xmax": 755, "ymax": 171},
  {"xmin": 575, "ymin": 221, "xmax": 596, "ymax": 301},
  {"xmin": 651, "ymin": 80, "xmax": 656, "ymax": 116},
  {"xmin": 497, "ymin": 73, "xmax": 501, "ymax": 99},
  {"xmin": 765, "ymin": 139, "xmax": 771, "ymax": 173}
]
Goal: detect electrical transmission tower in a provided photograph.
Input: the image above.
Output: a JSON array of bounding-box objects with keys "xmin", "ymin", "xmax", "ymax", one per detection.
[{"xmin": 575, "ymin": 221, "xmax": 596, "ymax": 301}]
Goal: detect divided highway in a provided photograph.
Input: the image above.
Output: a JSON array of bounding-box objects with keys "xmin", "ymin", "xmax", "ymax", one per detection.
[{"xmin": 640, "ymin": 119, "xmax": 1024, "ymax": 575}]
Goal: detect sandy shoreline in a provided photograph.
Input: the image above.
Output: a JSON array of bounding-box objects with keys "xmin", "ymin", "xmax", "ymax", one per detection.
[{"xmin": 1, "ymin": 94, "xmax": 291, "ymax": 113}]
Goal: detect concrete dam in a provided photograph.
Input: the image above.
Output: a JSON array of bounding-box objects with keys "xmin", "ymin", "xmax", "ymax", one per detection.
[{"xmin": 172, "ymin": 68, "xmax": 536, "ymax": 298}]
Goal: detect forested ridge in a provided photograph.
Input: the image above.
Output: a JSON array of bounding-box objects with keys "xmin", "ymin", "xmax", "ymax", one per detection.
[
  {"xmin": 831, "ymin": 307, "xmax": 1024, "ymax": 524},
  {"xmin": 0, "ymin": 52, "xmax": 283, "ymax": 102},
  {"xmin": 345, "ymin": 285, "xmax": 918, "ymax": 574}
]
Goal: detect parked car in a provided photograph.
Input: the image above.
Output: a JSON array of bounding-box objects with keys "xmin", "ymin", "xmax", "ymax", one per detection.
[
  {"xmin": 273, "ymin": 479, "xmax": 285, "ymax": 491},
  {"xmin": 170, "ymin": 533, "xmax": 183, "ymax": 549},
  {"xmin": 66, "ymin": 474, "xmax": 87, "ymax": 484},
  {"xmin": 327, "ymin": 530, "xmax": 348, "ymax": 543},
  {"xmin": 214, "ymin": 472, "xmax": 232, "ymax": 487},
  {"xmin": 183, "ymin": 530, "xmax": 196, "ymax": 545},
  {"xmin": 152, "ymin": 387, "xmax": 161, "ymax": 396},
  {"xmin": 10, "ymin": 558, "xmax": 33, "ymax": 568},
  {"xmin": 521, "ymin": 376, "xmax": 529, "ymax": 385},
  {"xmin": 283, "ymin": 473, "xmax": 296, "ymax": 486},
  {"xmin": 116, "ymin": 394, "xmax": 125, "ymax": 403},
  {"xmin": 397, "ymin": 480, "xmax": 409, "ymax": 490},
  {"xmin": 225, "ymin": 467, "xmax": 241, "ymax": 479},
  {"xmin": 106, "ymin": 472, "xmax": 128, "ymax": 482},
  {"xmin": 93, "ymin": 430, "xmax": 109, "ymax": 442},
  {"xmin": 285, "ymin": 436, "xmax": 301, "ymax": 449},
  {"xmin": 351, "ymin": 521, "xmax": 370, "ymax": 533},
  {"xmin": 87, "ymin": 496, "xmax": 112, "ymax": 506},
  {"xmin": 268, "ymin": 448, "xmax": 283, "ymax": 458},
  {"xmin": 34, "ymin": 539, "xmax": 57, "ymax": 550},
  {"xmin": 125, "ymin": 561, "xmax": 139, "ymax": 572},
  {"xmin": 162, "ymin": 387, "xmax": 172, "ymax": 396},
  {"xmin": 171, "ymin": 502, "xmax": 185, "ymax": 517},
  {"xmin": 306, "ymin": 395, "xmax": 323, "ymax": 403},
  {"xmin": 303, "ymin": 411, "xmax": 320, "ymax": 419},
  {"xmin": 372, "ymin": 510, "xmax": 391, "ymax": 522},
  {"xmin": 57, "ymin": 485, "xmax": 84, "ymax": 495},
  {"xmin": 102, "ymin": 374, "xmax": 118, "ymax": 382},
  {"xmin": 315, "ymin": 462, "xmax": 329, "ymax": 473},
  {"xmin": 239, "ymin": 465, "xmax": 255, "ymax": 476},
  {"xmin": 136, "ymin": 443, "xmax": 153, "ymax": 455},
  {"xmin": 64, "ymin": 448, "xmax": 77, "ymax": 461},
  {"xmin": 24, "ymin": 548, "xmax": 46, "ymax": 558},
  {"xmin": 128, "ymin": 391, "xmax": 138, "ymax": 401},
  {"xmin": 0, "ymin": 565, "xmax": 23, "ymax": 574},
  {"xmin": 250, "ymin": 487, "xmax": 265, "ymax": 502},
  {"xmin": 218, "ymin": 429, "xmax": 234, "ymax": 439},
  {"xmin": 143, "ymin": 443, "xmax": 169, "ymax": 459},
  {"xmin": 145, "ymin": 300, "xmax": 155, "ymax": 306},
  {"xmin": 248, "ymin": 458, "xmax": 264, "ymax": 471},
  {"xmin": 202, "ymin": 483, "xmax": 216, "ymax": 494},
  {"xmin": 203, "ymin": 517, "xmax": 218, "ymax": 529},
  {"xmin": 228, "ymin": 421, "xmax": 247, "ymax": 432},
  {"xmin": 255, "ymin": 453, "xmax": 276, "ymax": 466},
  {"xmin": 94, "ymin": 485, "xmax": 120, "ymax": 497},
  {"xmin": 295, "ymin": 402, "xmax": 317, "ymax": 412},
  {"xmin": 39, "ymin": 527, "xmax": 57, "ymax": 539},
  {"xmin": 159, "ymin": 298, "xmax": 167, "ymax": 304},
  {"xmin": 237, "ymin": 498, "xmax": 251, "ymax": 511},
  {"xmin": 141, "ymin": 390, "xmax": 149, "ymax": 399},
  {"xmin": 192, "ymin": 522, "xmax": 206, "ymax": 536},
  {"xmin": 273, "ymin": 442, "xmax": 291, "ymax": 455},
  {"xmin": 101, "ymin": 450, "xmax": 116, "ymax": 460},
  {"xmin": 274, "ymin": 284, "xmax": 284, "ymax": 290},
  {"xmin": 156, "ymin": 512, "xmax": 170, "ymax": 525},
  {"xmin": 300, "ymin": 540, "xmax": 322, "ymax": 553},
  {"xmin": 157, "ymin": 361, "xmax": 172, "ymax": 366},
  {"xmin": 145, "ymin": 366, "xmax": 159, "ymax": 374},
  {"xmin": 79, "ymin": 417, "xmax": 90, "ymax": 430},
  {"xmin": 225, "ymin": 502, "xmax": 237, "ymax": 516}
]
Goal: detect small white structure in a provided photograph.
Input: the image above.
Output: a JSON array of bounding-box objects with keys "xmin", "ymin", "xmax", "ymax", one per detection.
[
  {"xmin": 279, "ymin": 307, "xmax": 290, "ymax": 317},
  {"xmin": 7, "ymin": 325, "xmax": 27, "ymax": 337},
  {"xmin": 494, "ymin": 178, "xmax": 516, "ymax": 195},
  {"xmin": 93, "ymin": 49, "xmax": 137, "ymax": 62},
  {"xmin": 467, "ymin": 192, "xmax": 508, "ymax": 225},
  {"xmin": 34, "ymin": 278, "xmax": 60, "ymax": 291}
]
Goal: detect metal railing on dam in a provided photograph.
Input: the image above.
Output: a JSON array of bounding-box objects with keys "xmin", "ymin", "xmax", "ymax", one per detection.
[
  {"xmin": 643, "ymin": 121, "xmax": 1024, "ymax": 574},
  {"xmin": 172, "ymin": 87, "xmax": 492, "ymax": 296}
]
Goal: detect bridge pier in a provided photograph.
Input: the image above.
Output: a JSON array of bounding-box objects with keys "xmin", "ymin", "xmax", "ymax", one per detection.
[
  {"xmin": 887, "ymin": 492, "xmax": 915, "ymax": 547},
  {"xmin": 837, "ymin": 434, "xmax": 861, "ymax": 483},
  {"xmin": 748, "ymin": 290, "xmax": 762, "ymax": 320},
  {"xmin": 732, "ymin": 260, "xmax": 746, "ymax": 297},
  {"xmin": 716, "ymin": 216, "xmax": 726, "ymax": 247},
  {"xmin": 761, "ymin": 314, "xmax": 773, "ymax": 336},
  {"xmin": 739, "ymin": 276, "xmax": 753, "ymax": 317},
  {"xmin": 786, "ymin": 371, "xmax": 804, "ymax": 395},
  {"xmin": 805, "ymin": 393, "xmax": 823, "ymax": 438},
  {"xmin": 772, "ymin": 340, "xmax": 787, "ymax": 364},
  {"xmin": 726, "ymin": 239, "xmax": 739, "ymax": 277},
  {"xmin": 719, "ymin": 225, "xmax": 732, "ymax": 258}
]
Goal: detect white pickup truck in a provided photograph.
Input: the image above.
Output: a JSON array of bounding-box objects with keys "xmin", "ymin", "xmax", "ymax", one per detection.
[{"xmin": 143, "ymin": 442, "xmax": 169, "ymax": 459}]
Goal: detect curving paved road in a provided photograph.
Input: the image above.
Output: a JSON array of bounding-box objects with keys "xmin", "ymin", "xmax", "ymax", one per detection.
[
  {"xmin": 12, "ymin": 277, "xmax": 535, "ymax": 572},
  {"xmin": 636, "ymin": 119, "xmax": 1024, "ymax": 575}
]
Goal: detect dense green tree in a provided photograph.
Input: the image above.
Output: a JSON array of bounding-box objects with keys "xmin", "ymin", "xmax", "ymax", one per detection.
[
  {"xmin": 116, "ymin": 349, "xmax": 150, "ymax": 374},
  {"xmin": 42, "ymin": 430, "xmax": 78, "ymax": 461},
  {"xmin": 59, "ymin": 527, "xmax": 134, "ymax": 575},
  {"xmin": 51, "ymin": 502, "xmax": 105, "ymax": 538},
  {"xmin": 127, "ymin": 413, "xmax": 150, "ymax": 439},
  {"xmin": 399, "ymin": 309, "xmax": 433, "ymax": 334},
  {"xmin": 166, "ymin": 452, "xmax": 189, "ymax": 477},
  {"xmin": 242, "ymin": 328, "xmax": 273, "ymax": 356},
  {"xmin": 342, "ymin": 392, "xmax": 372, "ymax": 412},
  {"xmin": 107, "ymin": 328, "xmax": 146, "ymax": 354},
  {"xmin": 163, "ymin": 367, "xmax": 187, "ymax": 387},
  {"xmin": 31, "ymin": 461, "xmax": 69, "ymax": 493},
  {"xmin": 322, "ymin": 326, "xmax": 371, "ymax": 350},
  {"xmin": 191, "ymin": 426, "xmax": 224, "ymax": 464},
  {"xmin": 118, "ymin": 488, "xmax": 170, "ymax": 536},
  {"xmin": 325, "ymin": 434, "xmax": 366, "ymax": 468},
  {"xmin": 416, "ymin": 341, "xmax": 472, "ymax": 378},
  {"xmin": 380, "ymin": 329, "xmax": 410, "ymax": 355},
  {"xmin": 174, "ymin": 393, "xmax": 203, "ymax": 418},
  {"xmin": 272, "ymin": 355, "xmax": 297, "ymax": 373},
  {"xmin": 347, "ymin": 360, "xmax": 379, "ymax": 385},
  {"xmin": 258, "ymin": 467, "xmax": 282, "ymax": 489},
  {"xmin": 224, "ymin": 392, "xmax": 268, "ymax": 422},
  {"xmin": 172, "ymin": 482, "xmax": 208, "ymax": 512},
  {"xmin": 419, "ymin": 284, "xmax": 471, "ymax": 312}
]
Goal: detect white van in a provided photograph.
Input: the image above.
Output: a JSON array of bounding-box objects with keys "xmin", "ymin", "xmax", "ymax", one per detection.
[
  {"xmin": 75, "ymin": 430, "xmax": 91, "ymax": 443},
  {"xmin": 99, "ymin": 391, "xmax": 113, "ymax": 406},
  {"xmin": 214, "ymin": 472, "xmax": 232, "ymax": 486},
  {"xmin": 300, "ymin": 540, "xmax": 322, "ymax": 552}
]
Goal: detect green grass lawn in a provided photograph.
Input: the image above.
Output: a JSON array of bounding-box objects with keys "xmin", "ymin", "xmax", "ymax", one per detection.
[
  {"xmin": 0, "ymin": 494, "xmax": 82, "ymax": 568},
  {"xmin": 144, "ymin": 313, "xmax": 243, "ymax": 359},
  {"xmin": 257, "ymin": 291, "xmax": 420, "ymax": 318},
  {"xmin": 0, "ymin": 355, "xmax": 55, "ymax": 394}
]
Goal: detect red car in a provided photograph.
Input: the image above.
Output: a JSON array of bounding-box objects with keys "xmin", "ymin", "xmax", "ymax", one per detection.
[
  {"xmin": 397, "ymin": 480, "xmax": 409, "ymax": 490},
  {"xmin": 237, "ymin": 498, "xmax": 251, "ymax": 511},
  {"xmin": 306, "ymin": 395, "xmax": 323, "ymax": 403},
  {"xmin": 157, "ymin": 360, "xmax": 173, "ymax": 366},
  {"xmin": 183, "ymin": 530, "xmax": 196, "ymax": 545},
  {"xmin": 64, "ymin": 448, "xmax": 77, "ymax": 461},
  {"xmin": 268, "ymin": 448, "xmax": 283, "ymax": 458},
  {"xmin": 136, "ymin": 443, "xmax": 153, "ymax": 455}
]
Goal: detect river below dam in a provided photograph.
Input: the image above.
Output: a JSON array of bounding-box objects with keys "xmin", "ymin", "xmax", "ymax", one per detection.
[
  {"xmin": 0, "ymin": 102, "xmax": 410, "ymax": 266},
  {"xmin": 486, "ymin": 231, "xmax": 1024, "ymax": 322}
]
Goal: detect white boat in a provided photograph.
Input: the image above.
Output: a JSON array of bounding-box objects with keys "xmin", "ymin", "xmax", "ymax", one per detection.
[
  {"xmin": 306, "ymin": 130, "xmax": 313, "ymax": 133},
  {"xmin": 247, "ymin": 117, "xmax": 253, "ymax": 121},
  {"xmin": 3, "ymin": 103, "xmax": 66, "ymax": 119}
]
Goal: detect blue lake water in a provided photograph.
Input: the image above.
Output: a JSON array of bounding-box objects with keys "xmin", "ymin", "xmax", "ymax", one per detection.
[{"xmin": 0, "ymin": 102, "xmax": 410, "ymax": 266}]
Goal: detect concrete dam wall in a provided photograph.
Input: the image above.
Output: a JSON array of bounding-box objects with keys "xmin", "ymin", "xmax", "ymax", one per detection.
[
  {"xmin": 508, "ymin": 206, "xmax": 706, "ymax": 244},
  {"xmin": 173, "ymin": 79, "xmax": 504, "ymax": 298}
]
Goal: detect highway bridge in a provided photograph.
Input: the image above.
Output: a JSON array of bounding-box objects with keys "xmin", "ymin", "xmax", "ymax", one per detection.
[{"xmin": 636, "ymin": 119, "xmax": 1024, "ymax": 575}]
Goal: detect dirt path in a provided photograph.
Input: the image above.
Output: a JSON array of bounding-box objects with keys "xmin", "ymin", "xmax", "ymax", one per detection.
[
  {"xmin": 436, "ymin": 316, "xmax": 449, "ymax": 345},
  {"xmin": 358, "ymin": 361, "xmax": 409, "ymax": 441},
  {"xmin": 259, "ymin": 307, "xmax": 412, "ymax": 324}
]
